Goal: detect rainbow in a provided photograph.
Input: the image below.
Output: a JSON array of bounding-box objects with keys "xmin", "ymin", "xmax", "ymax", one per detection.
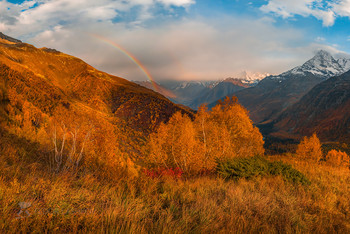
[{"xmin": 91, "ymin": 34, "xmax": 159, "ymax": 92}]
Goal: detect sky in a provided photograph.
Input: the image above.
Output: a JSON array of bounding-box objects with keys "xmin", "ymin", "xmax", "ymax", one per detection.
[{"xmin": 1, "ymin": 0, "xmax": 350, "ymax": 81}]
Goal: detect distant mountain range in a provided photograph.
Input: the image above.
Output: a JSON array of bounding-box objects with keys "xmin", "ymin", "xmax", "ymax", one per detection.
[
  {"xmin": 136, "ymin": 80, "xmax": 211, "ymax": 106},
  {"xmin": 188, "ymin": 78, "xmax": 250, "ymax": 109},
  {"xmin": 136, "ymin": 72, "xmax": 268, "ymax": 109},
  {"xmin": 139, "ymin": 51, "xmax": 350, "ymax": 122},
  {"xmin": 137, "ymin": 49, "xmax": 350, "ymax": 141},
  {"xmin": 272, "ymin": 69, "xmax": 350, "ymax": 141},
  {"xmin": 234, "ymin": 50, "xmax": 350, "ymax": 123}
]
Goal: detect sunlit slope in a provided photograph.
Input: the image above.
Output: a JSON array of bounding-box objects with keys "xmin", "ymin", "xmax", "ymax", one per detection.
[{"xmin": 0, "ymin": 38, "xmax": 191, "ymax": 133}]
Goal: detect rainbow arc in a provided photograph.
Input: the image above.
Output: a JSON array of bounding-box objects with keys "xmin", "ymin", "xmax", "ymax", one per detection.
[{"xmin": 91, "ymin": 34, "xmax": 159, "ymax": 92}]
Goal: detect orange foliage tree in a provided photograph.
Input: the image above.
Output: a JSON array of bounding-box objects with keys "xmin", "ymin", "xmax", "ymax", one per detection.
[
  {"xmin": 147, "ymin": 96, "xmax": 265, "ymax": 174},
  {"xmin": 296, "ymin": 133, "xmax": 323, "ymax": 162},
  {"xmin": 325, "ymin": 150, "xmax": 349, "ymax": 167},
  {"xmin": 205, "ymin": 97, "xmax": 265, "ymax": 160},
  {"xmin": 148, "ymin": 112, "xmax": 205, "ymax": 174},
  {"xmin": 49, "ymin": 104, "xmax": 138, "ymax": 179}
]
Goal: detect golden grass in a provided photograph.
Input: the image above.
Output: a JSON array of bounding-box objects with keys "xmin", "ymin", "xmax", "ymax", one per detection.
[{"xmin": 1, "ymin": 154, "xmax": 350, "ymax": 233}]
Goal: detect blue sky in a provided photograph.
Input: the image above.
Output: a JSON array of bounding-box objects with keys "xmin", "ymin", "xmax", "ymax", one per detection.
[
  {"xmin": 193, "ymin": 0, "xmax": 350, "ymax": 52},
  {"xmin": 1, "ymin": 0, "xmax": 350, "ymax": 81}
]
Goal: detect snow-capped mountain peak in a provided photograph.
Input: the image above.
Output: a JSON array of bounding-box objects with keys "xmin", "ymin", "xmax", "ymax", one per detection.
[
  {"xmin": 237, "ymin": 71, "xmax": 271, "ymax": 84},
  {"xmin": 337, "ymin": 57, "xmax": 350, "ymax": 72},
  {"xmin": 270, "ymin": 50, "xmax": 350, "ymax": 80},
  {"xmin": 290, "ymin": 50, "xmax": 344, "ymax": 77},
  {"xmin": 313, "ymin": 49, "xmax": 334, "ymax": 60}
]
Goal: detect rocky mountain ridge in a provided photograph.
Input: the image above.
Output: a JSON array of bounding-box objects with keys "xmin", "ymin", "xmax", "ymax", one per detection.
[{"xmin": 234, "ymin": 50, "xmax": 350, "ymax": 123}]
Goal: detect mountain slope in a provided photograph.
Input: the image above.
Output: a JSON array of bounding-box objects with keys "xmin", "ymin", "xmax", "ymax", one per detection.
[
  {"xmin": 189, "ymin": 78, "xmax": 249, "ymax": 109},
  {"xmin": 155, "ymin": 78, "xmax": 256, "ymax": 109},
  {"xmin": 234, "ymin": 50, "xmax": 350, "ymax": 123},
  {"xmin": 0, "ymin": 33, "xmax": 193, "ymax": 167},
  {"xmin": 157, "ymin": 80, "xmax": 213, "ymax": 106},
  {"xmin": 283, "ymin": 50, "xmax": 346, "ymax": 78},
  {"xmin": 134, "ymin": 81, "xmax": 177, "ymax": 99},
  {"xmin": 0, "ymin": 32, "xmax": 22, "ymax": 43},
  {"xmin": 273, "ymin": 70, "xmax": 350, "ymax": 141},
  {"xmin": 0, "ymin": 35, "xmax": 192, "ymax": 130}
]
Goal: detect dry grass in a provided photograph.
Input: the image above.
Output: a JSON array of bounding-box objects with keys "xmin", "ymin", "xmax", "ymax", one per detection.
[{"xmin": 1, "ymin": 154, "xmax": 350, "ymax": 233}]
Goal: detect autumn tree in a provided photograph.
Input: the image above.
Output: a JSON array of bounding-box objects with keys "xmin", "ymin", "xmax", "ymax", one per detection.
[
  {"xmin": 148, "ymin": 96, "xmax": 265, "ymax": 174},
  {"xmin": 49, "ymin": 104, "xmax": 138, "ymax": 179},
  {"xmin": 325, "ymin": 150, "xmax": 349, "ymax": 167},
  {"xmin": 205, "ymin": 97, "xmax": 265, "ymax": 160},
  {"xmin": 148, "ymin": 112, "xmax": 205, "ymax": 174},
  {"xmin": 296, "ymin": 133, "xmax": 323, "ymax": 162}
]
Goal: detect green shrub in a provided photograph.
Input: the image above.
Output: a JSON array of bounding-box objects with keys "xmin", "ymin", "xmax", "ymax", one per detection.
[
  {"xmin": 216, "ymin": 156, "xmax": 310, "ymax": 185},
  {"xmin": 269, "ymin": 161, "xmax": 310, "ymax": 185},
  {"xmin": 216, "ymin": 156, "xmax": 269, "ymax": 180}
]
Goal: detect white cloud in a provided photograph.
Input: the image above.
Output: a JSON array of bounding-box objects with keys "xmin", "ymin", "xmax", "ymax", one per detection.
[
  {"xmin": 260, "ymin": 0, "xmax": 350, "ymax": 27},
  {"xmin": 261, "ymin": 0, "xmax": 314, "ymax": 18},
  {"xmin": 28, "ymin": 15, "xmax": 343, "ymax": 81},
  {"xmin": 157, "ymin": 0, "xmax": 195, "ymax": 7},
  {"xmin": 313, "ymin": 9, "xmax": 335, "ymax": 26},
  {"xmin": 0, "ymin": 0, "xmax": 346, "ymax": 82},
  {"xmin": 0, "ymin": 0, "xmax": 195, "ymax": 37},
  {"xmin": 331, "ymin": 0, "xmax": 350, "ymax": 20},
  {"xmin": 315, "ymin": 36, "xmax": 325, "ymax": 42}
]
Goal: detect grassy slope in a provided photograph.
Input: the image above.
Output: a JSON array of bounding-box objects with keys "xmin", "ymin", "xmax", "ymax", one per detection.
[
  {"xmin": 1, "ymin": 148, "xmax": 349, "ymax": 233},
  {"xmin": 0, "ymin": 39, "xmax": 192, "ymax": 134},
  {"xmin": 0, "ymin": 38, "xmax": 195, "ymax": 170}
]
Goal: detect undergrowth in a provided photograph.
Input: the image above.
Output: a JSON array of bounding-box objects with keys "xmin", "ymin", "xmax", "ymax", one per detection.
[
  {"xmin": 1, "ymin": 154, "xmax": 350, "ymax": 233},
  {"xmin": 216, "ymin": 156, "xmax": 311, "ymax": 185}
]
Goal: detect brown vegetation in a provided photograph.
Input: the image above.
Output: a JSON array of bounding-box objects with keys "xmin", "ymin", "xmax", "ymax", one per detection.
[{"xmin": 1, "ymin": 145, "xmax": 350, "ymax": 233}]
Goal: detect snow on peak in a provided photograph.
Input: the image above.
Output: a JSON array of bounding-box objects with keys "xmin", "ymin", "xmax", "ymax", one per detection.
[
  {"xmin": 294, "ymin": 50, "xmax": 343, "ymax": 76},
  {"xmin": 270, "ymin": 50, "xmax": 350, "ymax": 80},
  {"xmin": 237, "ymin": 71, "xmax": 271, "ymax": 84},
  {"xmin": 314, "ymin": 50, "xmax": 333, "ymax": 60},
  {"xmin": 337, "ymin": 57, "xmax": 350, "ymax": 72}
]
